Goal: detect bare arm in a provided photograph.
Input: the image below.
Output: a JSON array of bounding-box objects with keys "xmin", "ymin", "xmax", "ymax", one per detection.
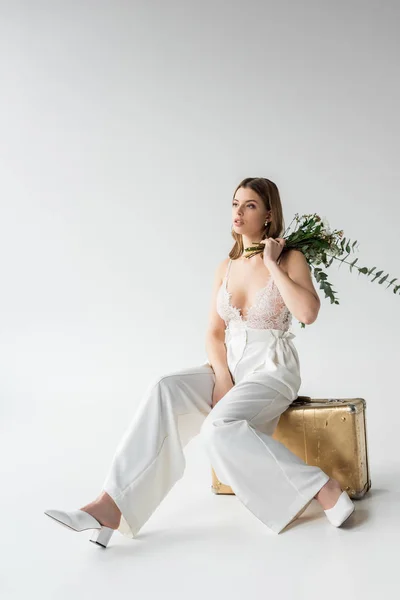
[
  {"xmin": 265, "ymin": 250, "xmax": 321, "ymax": 324},
  {"xmin": 205, "ymin": 330, "xmax": 231, "ymax": 378},
  {"xmin": 204, "ymin": 259, "xmax": 232, "ymax": 379}
]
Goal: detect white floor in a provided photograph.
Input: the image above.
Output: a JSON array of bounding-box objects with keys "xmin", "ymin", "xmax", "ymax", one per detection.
[{"xmin": 2, "ymin": 420, "xmax": 397, "ymax": 600}]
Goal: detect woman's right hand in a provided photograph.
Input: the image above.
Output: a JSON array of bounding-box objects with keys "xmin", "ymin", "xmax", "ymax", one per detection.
[{"xmin": 212, "ymin": 372, "xmax": 234, "ymax": 408}]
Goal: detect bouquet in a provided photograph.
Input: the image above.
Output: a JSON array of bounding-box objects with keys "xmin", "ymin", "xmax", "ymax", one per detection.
[{"xmin": 244, "ymin": 213, "xmax": 399, "ymax": 328}]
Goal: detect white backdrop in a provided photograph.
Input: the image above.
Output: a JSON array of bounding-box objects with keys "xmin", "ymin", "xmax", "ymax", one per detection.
[{"xmin": 1, "ymin": 1, "xmax": 399, "ymax": 598}]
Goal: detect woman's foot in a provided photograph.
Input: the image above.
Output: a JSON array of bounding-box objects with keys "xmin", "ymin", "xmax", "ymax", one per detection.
[
  {"xmin": 314, "ymin": 478, "xmax": 343, "ymax": 510},
  {"xmin": 80, "ymin": 491, "xmax": 122, "ymax": 530}
]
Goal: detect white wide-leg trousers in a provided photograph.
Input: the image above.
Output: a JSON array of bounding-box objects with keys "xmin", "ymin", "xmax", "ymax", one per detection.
[{"xmin": 102, "ymin": 323, "xmax": 330, "ymax": 537}]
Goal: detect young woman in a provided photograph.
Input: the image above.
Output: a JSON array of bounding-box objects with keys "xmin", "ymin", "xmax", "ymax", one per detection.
[{"xmin": 44, "ymin": 177, "xmax": 355, "ymax": 547}]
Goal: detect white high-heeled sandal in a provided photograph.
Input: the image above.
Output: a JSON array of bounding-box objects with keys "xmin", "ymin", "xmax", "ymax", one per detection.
[
  {"xmin": 44, "ymin": 509, "xmax": 115, "ymax": 547},
  {"xmin": 323, "ymin": 490, "xmax": 355, "ymax": 527}
]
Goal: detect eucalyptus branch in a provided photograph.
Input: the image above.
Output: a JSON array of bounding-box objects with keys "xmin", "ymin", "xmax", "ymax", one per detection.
[{"xmin": 242, "ymin": 212, "xmax": 398, "ymax": 329}]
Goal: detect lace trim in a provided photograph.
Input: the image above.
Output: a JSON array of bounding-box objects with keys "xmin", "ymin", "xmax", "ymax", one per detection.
[{"xmin": 216, "ymin": 258, "xmax": 292, "ymax": 331}]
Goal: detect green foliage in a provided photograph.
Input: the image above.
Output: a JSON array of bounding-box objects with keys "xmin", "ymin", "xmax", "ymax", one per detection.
[{"xmin": 244, "ymin": 212, "xmax": 398, "ymax": 328}]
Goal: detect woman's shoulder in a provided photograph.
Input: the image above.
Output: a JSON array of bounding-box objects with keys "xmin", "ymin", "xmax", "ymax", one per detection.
[
  {"xmin": 279, "ymin": 248, "xmax": 307, "ymax": 275},
  {"xmin": 218, "ymin": 257, "xmax": 231, "ymax": 276},
  {"xmin": 212, "ymin": 257, "xmax": 230, "ymax": 285},
  {"xmin": 219, "ymin": 256, "xmax": 231, "ymax": 269}
]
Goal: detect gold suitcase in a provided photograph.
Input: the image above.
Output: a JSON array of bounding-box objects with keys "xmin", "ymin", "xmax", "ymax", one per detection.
[{"xmin": 211, "ymin": 396, "xmax": 371, "ymax": 500}]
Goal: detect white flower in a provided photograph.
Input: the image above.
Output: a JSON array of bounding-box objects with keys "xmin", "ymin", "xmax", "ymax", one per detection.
[{"xmin": 321, "ymin": 216, "xmax": 332, "ymax": 235}]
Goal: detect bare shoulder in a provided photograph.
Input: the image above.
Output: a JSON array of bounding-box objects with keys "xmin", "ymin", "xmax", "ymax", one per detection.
[
  {"xmin": 215, "ymin": 257, "xmax": 230, "ymax": 280},
  {"xmin": 280, "ymin": 248, "xmax": 309, "ymax": 274},
  {"xmin": 281, "ymin": 249, "xmax": 319, "ymax": 301}
]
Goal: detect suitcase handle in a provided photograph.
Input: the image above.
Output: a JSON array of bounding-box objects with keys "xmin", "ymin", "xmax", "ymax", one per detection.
[{"xmin": 292, "ymin": 396, "xmax": 348, "ymax": 404}]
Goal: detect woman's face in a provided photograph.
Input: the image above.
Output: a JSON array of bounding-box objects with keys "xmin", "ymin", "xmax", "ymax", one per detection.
[{"xmin": 232, "ymin": 187, "xmax": 270, "ymax": 235}]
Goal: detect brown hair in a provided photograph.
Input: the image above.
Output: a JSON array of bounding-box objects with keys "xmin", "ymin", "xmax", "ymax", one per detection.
[{"xmin": 229, "ymin": 177, "xmax": 286, "ymax": 260}]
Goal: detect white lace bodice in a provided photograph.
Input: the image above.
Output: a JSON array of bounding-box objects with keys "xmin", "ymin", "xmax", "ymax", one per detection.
[{"xmin": 216, "ymin": 257, "xmax": 292, "ymax": 331}]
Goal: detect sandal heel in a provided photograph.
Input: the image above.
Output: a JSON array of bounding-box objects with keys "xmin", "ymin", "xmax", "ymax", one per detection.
[{"xmin": 90, "ymin": 526, "xmax": 115, "ymax": 547}]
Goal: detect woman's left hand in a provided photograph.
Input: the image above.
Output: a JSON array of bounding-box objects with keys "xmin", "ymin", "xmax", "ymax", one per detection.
[{"xmin": 260, "ymin": 237, "xmax": 286, "ymax": 265}]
